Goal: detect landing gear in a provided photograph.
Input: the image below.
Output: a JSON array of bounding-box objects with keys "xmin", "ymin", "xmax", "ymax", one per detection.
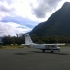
[
  {"xmin": 51, "ymin": 50, "xmax": 53, "ymax": 53},
  {"xmin": 42, "ymin": 50, "xmax": 45, "ymax": 53},
  {"xmin": 58, "ymin": 49, "xmax": 60, "ymax": 52}
]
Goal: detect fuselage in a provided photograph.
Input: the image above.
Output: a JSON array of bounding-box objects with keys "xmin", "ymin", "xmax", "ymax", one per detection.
[{"xmin": 29, "ymin": 44, "xmax": 60, "ymax": 50}]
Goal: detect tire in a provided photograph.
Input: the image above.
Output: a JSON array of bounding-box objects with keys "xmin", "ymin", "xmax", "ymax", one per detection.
[
  {"xmin": 42, "ymin": 50, "xmax": 45, "ymax": 53},
  {"xmin": 51, "ymin": 50, "xmax": 53, "ymax": 53}
]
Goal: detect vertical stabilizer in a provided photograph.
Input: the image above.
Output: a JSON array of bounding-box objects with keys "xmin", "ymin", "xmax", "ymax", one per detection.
[{"xmin": 25, "ymin": 34, "xmax": 33, "ymax": 44}]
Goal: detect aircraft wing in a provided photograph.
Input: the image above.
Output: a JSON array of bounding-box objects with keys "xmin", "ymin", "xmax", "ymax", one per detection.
[
  {"xmin": 43, "ymin": 43, "xmax": 65, "ymax": 46},
  {"xmin": 21, "ymin": 43, "xmax": 65, "ymax": 46}
]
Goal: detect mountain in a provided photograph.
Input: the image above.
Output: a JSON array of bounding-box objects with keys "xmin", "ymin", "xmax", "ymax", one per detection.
[{"xmin": 30, "ymin": 2, "xmax": 70, "ymax": 37}]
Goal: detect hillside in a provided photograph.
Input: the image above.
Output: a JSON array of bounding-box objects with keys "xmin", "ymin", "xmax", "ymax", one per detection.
[{"xmin": 30, "ymin": 2, "xmax": 70, "ymax": 37}]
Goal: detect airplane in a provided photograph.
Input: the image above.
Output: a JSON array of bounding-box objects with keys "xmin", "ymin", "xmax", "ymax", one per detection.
[{"xmin": 21, "ymin": 34, "xmax": 65, "ymax": 53}]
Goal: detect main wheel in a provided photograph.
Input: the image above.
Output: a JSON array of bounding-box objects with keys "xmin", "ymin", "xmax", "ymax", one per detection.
[
  {"xmin": 42, "ymin": 50, "xmax": 45, "ymax": 53},
  {"xmin": 51, "ymin": 50, "xmax": 53, "ymax": 53}
]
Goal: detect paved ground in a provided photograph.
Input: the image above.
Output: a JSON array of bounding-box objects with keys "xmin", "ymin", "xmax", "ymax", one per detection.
[{"xmin": 0, "ymin": 47, "xmax": 70, "ymax": 70}]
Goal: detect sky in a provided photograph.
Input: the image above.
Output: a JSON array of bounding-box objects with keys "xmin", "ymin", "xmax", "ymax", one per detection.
[{"xmin": 0, "ymin": 0, "xmax": 70, "ymax": 36}]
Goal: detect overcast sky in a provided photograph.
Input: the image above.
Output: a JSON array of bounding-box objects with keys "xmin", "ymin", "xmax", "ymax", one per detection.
[{"xmin": 0, "ymin": 0, "xmax": 70, "ymax": 36}]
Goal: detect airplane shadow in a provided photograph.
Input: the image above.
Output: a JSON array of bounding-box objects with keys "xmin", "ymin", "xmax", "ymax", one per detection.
[
  {"xmin": 14, "ymin": 51, "xmax": 69, "ymax": 55},
  {"xmin": 14, "ymin": 53, "xmax": 28, "ymax": 55},
  {"xmin": 30, "ymin": 51, "xmax": 69, "ymax": 55}
]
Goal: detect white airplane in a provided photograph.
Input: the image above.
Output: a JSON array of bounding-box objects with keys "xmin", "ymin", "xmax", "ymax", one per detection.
[{"xmin": 21, "ymin": 34, "xmax": 65, "ymax": 53}]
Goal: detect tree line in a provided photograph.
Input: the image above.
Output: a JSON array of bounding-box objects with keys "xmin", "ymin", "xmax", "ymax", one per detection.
[{"xmin": 1, "ymin": 34, "xmax": 70, "ymax": 45}]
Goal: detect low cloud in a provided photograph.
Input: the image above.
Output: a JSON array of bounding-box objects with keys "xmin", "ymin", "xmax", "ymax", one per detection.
[
  {"xmin": 0, "ymin": 22, "xmax": 31, "ymax": 36},
  {"xmin": 2, "ymin": 16, "xmax": 39, "ymax": 27}
]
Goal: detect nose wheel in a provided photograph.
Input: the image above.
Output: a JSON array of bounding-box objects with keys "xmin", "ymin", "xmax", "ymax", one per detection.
[{"xmin": 58, "ymin": 49, "xmax": 60, "ymax": 52}]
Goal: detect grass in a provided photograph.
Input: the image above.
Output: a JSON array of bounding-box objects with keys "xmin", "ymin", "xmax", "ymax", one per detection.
[{"xmin": 0, "ymin": 45, "xmax": 28, "ymax": 49}]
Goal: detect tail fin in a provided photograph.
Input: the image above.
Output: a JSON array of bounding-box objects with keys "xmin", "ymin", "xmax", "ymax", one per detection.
[{"xmin": 25, "ymin": 34, "xmax": 33, "ymax": 44}]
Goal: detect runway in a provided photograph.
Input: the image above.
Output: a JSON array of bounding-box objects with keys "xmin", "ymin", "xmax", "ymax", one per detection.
[{"xmin": 0, "ymin": 47, "xmax": 70, "ymax": 70}]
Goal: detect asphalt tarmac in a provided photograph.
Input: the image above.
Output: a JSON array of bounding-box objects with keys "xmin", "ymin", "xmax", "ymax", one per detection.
[{"xmin": 0, "ymin": 47, "xmax": 70, "ymax": 70}]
